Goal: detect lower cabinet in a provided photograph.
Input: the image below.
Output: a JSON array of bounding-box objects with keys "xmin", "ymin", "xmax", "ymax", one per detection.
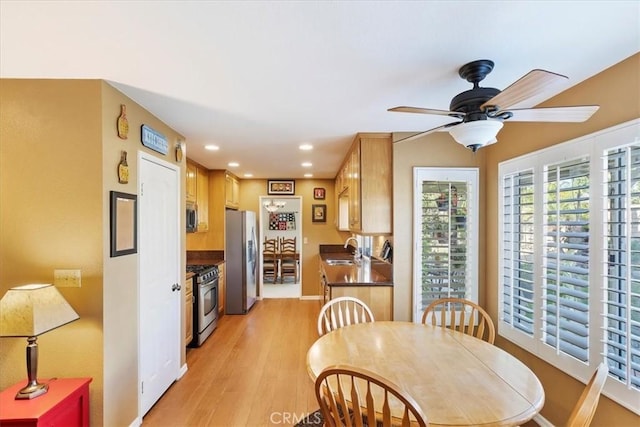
[
  {"xmin": 329, "ymin": 285, "xmax": 393, "ymax": 321},
  {"xmin": 218, "ymin": 262, "xmax": 226, "ymax": 315},
  {"xmin": 185, "ymin": 275, "xmax": 194, "ymax": 347}
]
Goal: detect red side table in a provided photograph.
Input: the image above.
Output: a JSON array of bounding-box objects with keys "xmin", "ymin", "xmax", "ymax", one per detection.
[{"xmin": 0, "ymin": 378, "xmax": 92, "ymax": 427}]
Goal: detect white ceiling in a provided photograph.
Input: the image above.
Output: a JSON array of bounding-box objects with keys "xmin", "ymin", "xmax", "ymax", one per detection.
[{"xmin": 1, "ymin": 1, "xmax": 638, "ymax": 179}]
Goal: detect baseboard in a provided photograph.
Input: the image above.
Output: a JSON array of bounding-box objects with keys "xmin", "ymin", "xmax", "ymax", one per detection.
[
  {"xmin": 300, "ymin": 295, "xmax": 322, "ymax": 301},
  {"xmin": 178, "ymin": 363, "xmax": 188, "ymax": 379},
  {"xmin": 128, "ymin": 416, "xmax": 142, "ymax": 427}
]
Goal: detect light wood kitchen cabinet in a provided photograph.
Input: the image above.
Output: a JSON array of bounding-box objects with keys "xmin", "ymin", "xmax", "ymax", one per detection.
[
  {"xmin": 337, "ymin": 133, "xmax": 392, "ymax": 234},
  {"xmin": 225, "ymin": 172, "xmax": 240, "ymax": 209},
  {"xmin": 218, "ymin": 262, "xmax": 226, "ymax": 314},
  {"xmin": 329, "ymin": 285, "xmax": 393, "ymax": 321},
  {"xmin": 196, "ymin": 166, "xmax": 209, "ymax": 232},
  {"xmin": 186, "ymin": 159, "xmax": 209, "ymax": 232},
  {"xmin": 185, "ymin": 275, "xmax": 194, "ymax": 346},
  {"xmin": 186, "ymin": 161, "xmax": 197, "ymax": 203}
]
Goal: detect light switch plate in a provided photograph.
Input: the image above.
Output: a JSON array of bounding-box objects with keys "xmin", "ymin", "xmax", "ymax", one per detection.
[{"xmin": 54, "ymin": 269, "xmax": 82, "ymax": 288}]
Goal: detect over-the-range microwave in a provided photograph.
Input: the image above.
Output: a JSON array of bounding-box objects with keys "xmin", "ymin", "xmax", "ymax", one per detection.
[{"xmin": 186, "ymin": 202, "xmax": 197, "ymax": 233}]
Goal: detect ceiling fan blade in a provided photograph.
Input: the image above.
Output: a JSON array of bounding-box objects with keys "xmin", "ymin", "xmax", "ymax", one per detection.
[
  {"xmin": 388, "ymin": 106, "xmax": 465, "ymax": 118},
  {"xmin": 506, "ymin": 105, "xmax": 600, "ymax": 122},
  {"xmin": 393, "ymin": 122, "xmax": 461, "ymax": 144},
  {"xmin": 481, "ymin": 69, "xmax": 568, "ymax": 111}
]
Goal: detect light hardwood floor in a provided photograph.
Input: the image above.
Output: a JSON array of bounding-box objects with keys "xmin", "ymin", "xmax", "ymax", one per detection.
[{"xmin": 143, "ymin": 298, "xmax": 321, "ymax": 426}]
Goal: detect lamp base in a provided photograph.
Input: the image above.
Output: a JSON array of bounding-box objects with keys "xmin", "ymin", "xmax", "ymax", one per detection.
[{"xmin": 15, "ymin": 381, "xmax": 49, "ymax": 400}]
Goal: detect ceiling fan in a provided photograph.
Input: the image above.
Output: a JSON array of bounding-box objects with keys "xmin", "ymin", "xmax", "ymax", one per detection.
[{"xmin": 388, "ymin": 59, "xmax": 599, "ymax": 151}]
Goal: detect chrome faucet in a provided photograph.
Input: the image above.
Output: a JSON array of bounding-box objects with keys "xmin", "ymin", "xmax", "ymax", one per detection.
[{"xmin": 344, "ymin": 237, "xmax": 360, "ymax": 258}]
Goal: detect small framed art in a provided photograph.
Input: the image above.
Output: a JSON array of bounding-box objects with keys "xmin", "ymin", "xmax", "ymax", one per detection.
[
  {"xmin": 268, "ymin": 180, "xmax": 295, "ymax": 195},
  {"xmin": 312, "ymin": 204, "xmax": 327, "ymax": 223},
  {"xmin": 313, "ymin": 187, "xmax": 325, "ymax": 200},
  {"xmin": 110, "ymin": 191, "xmax": 137, "ymax": 257}
]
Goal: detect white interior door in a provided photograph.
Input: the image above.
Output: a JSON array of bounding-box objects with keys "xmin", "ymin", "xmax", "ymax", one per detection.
[{"xmin": 139, "ymin": 153, "xmax": 180, "ymax": 416}]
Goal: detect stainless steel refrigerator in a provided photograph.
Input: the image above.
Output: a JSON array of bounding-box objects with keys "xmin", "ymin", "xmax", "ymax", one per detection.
[{"xmin": 225, "ymin": 210, "xmax": 257, "ymax": 314}]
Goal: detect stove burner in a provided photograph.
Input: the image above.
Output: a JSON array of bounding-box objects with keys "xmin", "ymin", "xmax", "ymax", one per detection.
[{"xmin": 187, "ymin": 264, "xmax": 219, "ymax": 283}]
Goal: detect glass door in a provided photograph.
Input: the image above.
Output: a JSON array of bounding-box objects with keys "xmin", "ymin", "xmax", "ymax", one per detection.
[{"xmin": 413, "ymin": 168, "xmax": 479, "ymax": 322}]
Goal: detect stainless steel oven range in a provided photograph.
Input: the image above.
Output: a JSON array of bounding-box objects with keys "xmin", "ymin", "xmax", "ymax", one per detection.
[{"xmin": 186, "ymin": 264, "xmax": 219, "ymax": 347}]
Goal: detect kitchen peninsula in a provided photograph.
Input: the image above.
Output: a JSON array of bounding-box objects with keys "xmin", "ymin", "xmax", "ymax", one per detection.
[{"xmin": 319, "ymin": 245, "xmax": 393, "ymax": 320}]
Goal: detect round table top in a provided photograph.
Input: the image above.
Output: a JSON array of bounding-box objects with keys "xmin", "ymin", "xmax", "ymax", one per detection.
[{"xmin": 306, "ymin": 321, "xmax": 545, "ymax": 427}]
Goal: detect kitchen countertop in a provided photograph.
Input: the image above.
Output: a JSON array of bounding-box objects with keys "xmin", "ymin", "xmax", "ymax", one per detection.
[{"xmin": 319, "ymin": 252, "xmax": 392, "ymax": 286}]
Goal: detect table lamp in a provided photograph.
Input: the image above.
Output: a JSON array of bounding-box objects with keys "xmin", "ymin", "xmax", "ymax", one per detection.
[{"xmin": 0, "ymin": 284, "xmax": 79, "ymax": 399}]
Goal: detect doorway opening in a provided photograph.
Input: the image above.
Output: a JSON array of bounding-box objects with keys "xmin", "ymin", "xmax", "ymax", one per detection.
[{"xmin": 258, "ymin": 196, "xmax": 302, "ymax": 298}]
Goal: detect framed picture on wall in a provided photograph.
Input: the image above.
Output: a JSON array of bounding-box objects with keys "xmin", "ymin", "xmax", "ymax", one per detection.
[
  {"xmin": 110, "ymin": 191, "xmax": 137, "ymax": 257},
  {"xmin": 313, "ymin": 187, "xmax": 325, "ymax": 200},
  {"xmin": 268, "ymin": 180, "xmax": 295, "ymax": 195},
  {"xmin": 312, "ymin": 204, "xmax": 326, "ymax": 223}
]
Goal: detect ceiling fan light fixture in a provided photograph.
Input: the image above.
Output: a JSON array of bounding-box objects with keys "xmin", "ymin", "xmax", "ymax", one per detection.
[{"xmin": 449, "ymin": 119, "xmax": 503, "ymax": 152}]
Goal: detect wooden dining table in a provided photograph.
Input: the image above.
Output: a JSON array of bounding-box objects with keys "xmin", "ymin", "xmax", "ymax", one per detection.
[{"xmin": 306, "ymin": 321, "xmax": 545, "ymax": 427}]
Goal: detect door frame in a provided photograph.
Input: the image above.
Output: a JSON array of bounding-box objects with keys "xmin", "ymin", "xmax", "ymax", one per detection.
[
  {"xmin": 137, "ymin": 151, "xmax": 181, "ymax": 417},
  {"xmin": 258, "ymin": 195, "xmax": 303, "ymax": 298}
]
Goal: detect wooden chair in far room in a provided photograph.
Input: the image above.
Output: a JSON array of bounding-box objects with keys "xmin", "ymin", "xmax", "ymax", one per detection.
[
  {"xmin": 315, "ymin": 364, "xmax": 428, "ymax": 427},
  {"xmin": 262, "ymin": 238, "xmax": 279, "ymax": 284},
  {"xmin": 533, "ymin": 362, "xmax": 609, "ymax": 427},
  {"xmin": 317, "ymin": 296, "xmax": 375, "ymax": 336},
  {"xmin": 279, "ymin": 237, "xmax": 298, "ymax": 283},
  {"xmin": 421, "ymin": 297, "xmax": 495, "ymax": 344}
]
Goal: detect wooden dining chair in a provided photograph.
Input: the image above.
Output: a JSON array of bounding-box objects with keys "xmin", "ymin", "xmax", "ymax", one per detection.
[
  {"xmin": 279, "ymin": 237, "xmax": 298, "ymax": 283},
  {"xmin": 262, "ymin": 238, "xmax": 279, "ymax": 284},
  {"xmin": 421, "ymin": 297, "xmax": 495, "ymax": 344},
  {"xmin": 315, "ymin": 364, "xmax": 428, "ymax": 427},
  {"xmin": 317, "ymin": 296, "xmax": 375, "ymax": 336},
  {"xmin": 533, "ymin": 362, "xmax": 609, "ymax": 427}
]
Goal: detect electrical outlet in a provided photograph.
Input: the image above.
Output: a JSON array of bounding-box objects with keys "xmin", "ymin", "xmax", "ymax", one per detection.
[{"xmin": 54, "ymin": 269, "xmax": 82, "ymax": 288}]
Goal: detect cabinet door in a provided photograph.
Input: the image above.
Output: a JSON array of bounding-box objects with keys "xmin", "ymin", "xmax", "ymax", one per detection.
[
  {"xmin": 185, "ymin": 276, "xmax": 193, "ymax": 346},
  {"xmin": 186, "ymin": 162, "xmax": 197, "ymax": 203},
  {"xmin": 225, "ymin": 173, "xmax": 239, "ymax": 209},
  {"xmin": 330, "ymin": 286, "xmax": 393, "ymax": 321},
  {"xmin": 196, "ymin": 167, "xmax": 209, "ymax": 231},
  {"xmin": 349, "ymin": 142, "xmax": 361, "ymax": 231}
]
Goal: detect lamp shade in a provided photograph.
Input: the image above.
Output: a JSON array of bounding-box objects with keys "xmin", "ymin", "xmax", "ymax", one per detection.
[
  {"xmin": 0, "ymin": 284, "xmax": 79, "ymax": 337},
  {"xmin": 449, "ymin": 119, "xmax": 504, "ymax": 151}
]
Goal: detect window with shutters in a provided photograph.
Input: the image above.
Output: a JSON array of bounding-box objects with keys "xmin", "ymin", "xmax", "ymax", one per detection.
[
  {"xmin": 498, "ymin": 119, "xmax": 639, "ymax": 414},
  {"xmin": 413, "ymin": 168, "xmax": 479, "ymax": 322}
]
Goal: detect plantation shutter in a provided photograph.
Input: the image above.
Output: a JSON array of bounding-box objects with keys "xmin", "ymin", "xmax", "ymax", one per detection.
[
  {"xmin": 542, "ymin": 157, "xmax": 590, "ymax": 362},
  {"xmin": 604, "ymin": 145, "xmax": 640, "ymax": 391},
  {"xmin": 419, "ymin": 181, "xmax": 469, "ymax": 305},
  {"xmin": 501, "ymin": 170, "xmax": 535, "ymax": 336}
]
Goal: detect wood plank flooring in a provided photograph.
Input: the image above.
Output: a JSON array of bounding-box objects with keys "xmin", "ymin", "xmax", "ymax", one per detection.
[{"xmin": 143, "ymin": 299, "xmax": 321, "ymax": 426}]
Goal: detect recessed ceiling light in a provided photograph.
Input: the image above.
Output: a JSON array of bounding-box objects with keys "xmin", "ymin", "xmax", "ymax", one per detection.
[
  {"xmin": 302, "ymin": 162, "xmax": 312, "ymax": 167},
  {"xmin": 299, "ymin": 144, "xmax": 313, "ymax": 151},
  {"xmin": 244, "ymin": 173, "xmax": 253, "ymax": 178},
  {"xmin": 304, "ymin": 173, "xmax": 313, "ymax": 178},
  {"xmin": 228, "ymin": 162, "xmax": 239, "ymax": 167},
  {"xmin": 204, "ymin": 145, "xmax": 219, "ymax": 151}
]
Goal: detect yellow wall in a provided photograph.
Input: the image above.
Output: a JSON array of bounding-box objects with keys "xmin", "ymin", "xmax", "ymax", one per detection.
[
  {"xmin": 482, "ymin": 53, "xmax": 640, "ymax": 426},
  {"xmin": 0, "ymin": 79, "xmax": 186, "ymax": 426}
]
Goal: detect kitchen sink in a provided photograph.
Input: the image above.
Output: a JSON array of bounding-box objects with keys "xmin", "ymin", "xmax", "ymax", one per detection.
[{"xmin": 325, "ymin": 259, "xmax": 355, "ymax": 266}]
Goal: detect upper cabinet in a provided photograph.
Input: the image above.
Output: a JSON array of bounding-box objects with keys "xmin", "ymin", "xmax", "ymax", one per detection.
[
  {"xmin": 225, "ymin": 172, "xmax": 240, "ymax": 209},
  {"xmin": 186, "ymin": 159, "xmax": 209, "ymax": 232},
  {"xmin": 196, "ymin": 166, "xmax": 209, "ymax": 232},
  {"xmin": 337, "ymin": 133, "xmax": 392, "ymax": 234},
  {"xmin": 186, "ymin": 161, "xmax": 197, "ymax": 203}
]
